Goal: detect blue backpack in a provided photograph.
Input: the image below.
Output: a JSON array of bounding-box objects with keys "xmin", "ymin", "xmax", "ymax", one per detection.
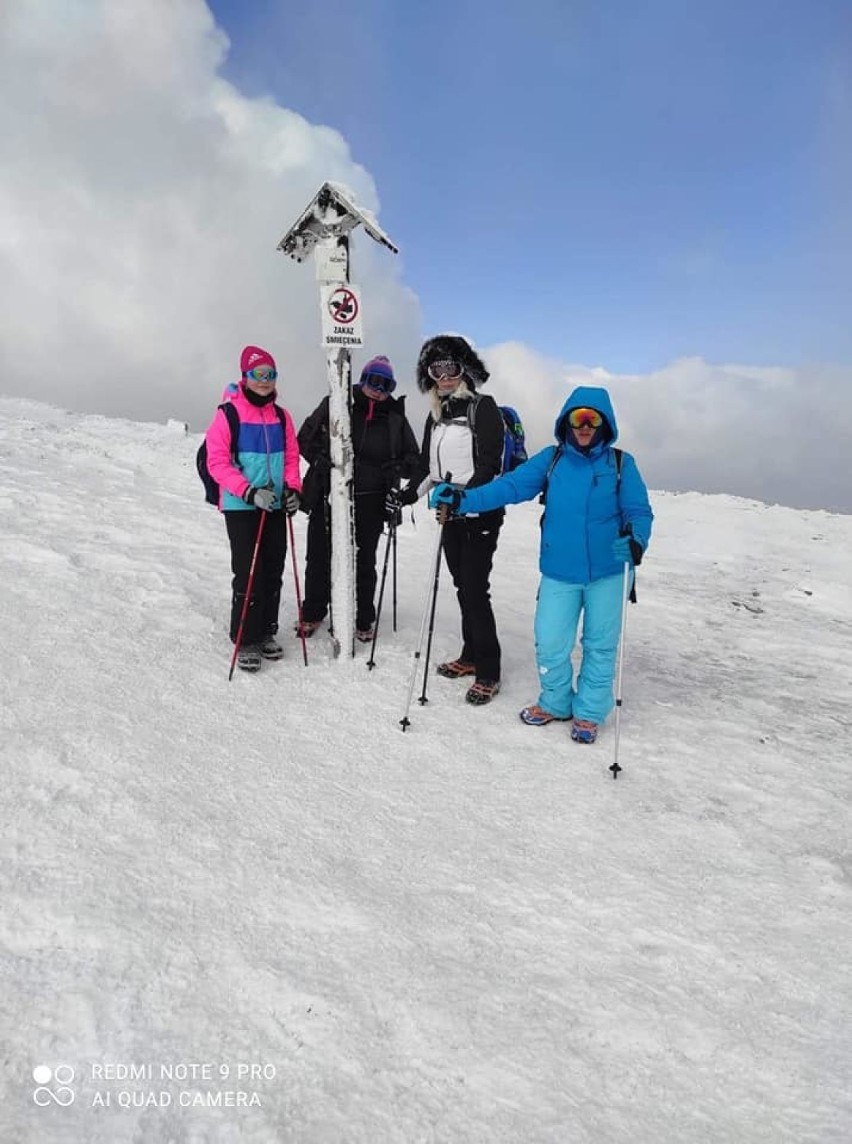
[
  {"xmin": 498, "ymin": 404, "xmax": 528, "ymax": 472},
  {"xmin": 467, "ymin": 397, "xmax": 528, "ymax": 473}
]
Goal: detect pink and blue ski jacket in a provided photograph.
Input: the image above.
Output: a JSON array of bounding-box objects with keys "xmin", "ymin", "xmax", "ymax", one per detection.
[{"xmin": 205, "ymin": 384, "xmax": 301, "ymax": 512}]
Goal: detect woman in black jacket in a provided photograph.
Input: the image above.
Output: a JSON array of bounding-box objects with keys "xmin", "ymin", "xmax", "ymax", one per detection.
[
  {"xmin": 297, "ymin": 356, "xmax": 421, "ymax": 641},
  {"xmin": 393, "ymin": 335, "xmax": 506, "ymax": 705}
]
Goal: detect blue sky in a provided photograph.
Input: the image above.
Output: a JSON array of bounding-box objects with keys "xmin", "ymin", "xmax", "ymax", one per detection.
[
  {"xmin": 2, "ymin": 0, "xmax": 850, "ymax": 510},
  {"xmin": 207, "ymin": 0, "xmax": 851, "ymax": 373}
]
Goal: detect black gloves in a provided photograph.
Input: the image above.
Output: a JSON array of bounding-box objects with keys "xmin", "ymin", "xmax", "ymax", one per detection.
[
  {"xmin": 384, "ymin": 484, "xmax": 418, "ymax": 524},
  {"xmin": 283, "ymin": 487, "xmax": 300, "ymax": 517},
  {"xmin": 384, "ymin": 488, "xmax": 403, "ymax": 525},
  {"xmin": 612, "ymin": 533, "xmax": 644, "ymax": 566}
]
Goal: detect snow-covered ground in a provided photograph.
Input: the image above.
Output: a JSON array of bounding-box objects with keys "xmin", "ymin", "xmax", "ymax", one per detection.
[{"xmin": 1, "ymin": 397, "xmax": 850, "ymax": 1144}]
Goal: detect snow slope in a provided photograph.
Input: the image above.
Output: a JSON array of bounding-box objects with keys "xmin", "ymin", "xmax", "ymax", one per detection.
[{"xmin": 1, "ymin": 398, "xmax": 850, "ymax": 1143}]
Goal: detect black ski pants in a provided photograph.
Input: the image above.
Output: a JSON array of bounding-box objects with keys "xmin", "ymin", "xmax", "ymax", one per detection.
[
  {"xmin": 301, "ymin": 492, "xmax": 386, "ymax": 631},
  {"xmin": 225, "ymin": 509, "xmax": 288, "ymax": 645},
  {"xmin": 441, "ymin": 510, "xmax": 503, "ymax": 682}
]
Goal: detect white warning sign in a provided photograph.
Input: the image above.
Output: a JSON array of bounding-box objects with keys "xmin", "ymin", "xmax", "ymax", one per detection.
[{"xmin": 320, "ymin": 283, "xmax": 363, "ymax": 348}]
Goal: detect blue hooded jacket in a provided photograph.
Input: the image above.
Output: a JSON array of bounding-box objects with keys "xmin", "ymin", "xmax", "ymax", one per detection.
[{"xmin": 457, "ymin": 386, "xmax": 653, "ymax": 584}]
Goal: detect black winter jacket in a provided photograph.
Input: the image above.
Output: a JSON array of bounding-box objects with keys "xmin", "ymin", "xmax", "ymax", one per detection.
[{"xmin": 298, "ymin": 390, "xmax": 421, "ymax": 512}]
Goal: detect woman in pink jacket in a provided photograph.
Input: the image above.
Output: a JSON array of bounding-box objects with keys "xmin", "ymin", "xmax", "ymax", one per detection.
[{"xmin": 205, "ymin": 345, "xmax": 302, "ymax": 672}]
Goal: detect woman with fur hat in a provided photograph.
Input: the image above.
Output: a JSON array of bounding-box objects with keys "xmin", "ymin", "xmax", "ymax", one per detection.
[
  {"xmin": 429, "ymin": 386, "xmax": 653, "ymax": 742},
  {"xmin": 392, "ymin": 335, "xmax": 506, "ymax": 705},
  {"xmin": 204, "ymin": 345, "xmax": 302, "ymax": 673},
  {"xmin": 296, "ymin": 355, "xmax": 421, "ymax": 642}
]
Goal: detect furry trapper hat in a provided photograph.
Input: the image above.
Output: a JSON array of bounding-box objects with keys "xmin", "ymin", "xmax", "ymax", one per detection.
[{"xmin": 416, "ymin": 334, "xmax": 489, "ymax": 393}]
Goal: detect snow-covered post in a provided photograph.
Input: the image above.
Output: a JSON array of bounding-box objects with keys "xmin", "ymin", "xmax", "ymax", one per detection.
[{"xmin": 277, "ymin": 183, "xmax": 398, "ymax": 658}]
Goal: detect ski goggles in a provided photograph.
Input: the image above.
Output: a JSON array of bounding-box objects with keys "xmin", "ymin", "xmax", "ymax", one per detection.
[
  {"xmin": 361, "ymin": 372, "xmax": 395, "ymax": 394},
  {"xmin": 245, "ymin": 367, "xmax": 277, "ymax": 382},
  {"xmin": 567, "ymin": 407, "xmax": 603, "ymax": 429},
  {"xmin": 427, "ymin": 359, "xmax": 464, "ymax": 382}
]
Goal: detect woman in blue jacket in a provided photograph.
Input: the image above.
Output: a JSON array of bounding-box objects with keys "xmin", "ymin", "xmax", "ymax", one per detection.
[{"xmin": 430, "ymin": 386, "xmax": 653, "ymax": 743}]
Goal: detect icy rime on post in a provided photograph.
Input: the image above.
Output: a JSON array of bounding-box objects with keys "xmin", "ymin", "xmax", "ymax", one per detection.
[{"xmin": 277, "ymin": 183, "xmax": 398, "ymax": 658}]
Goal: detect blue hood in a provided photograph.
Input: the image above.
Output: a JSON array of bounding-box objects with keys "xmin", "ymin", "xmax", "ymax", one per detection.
[{"xmin": 554, "ymin": 386, "xmax": 618, "ymax": 447}]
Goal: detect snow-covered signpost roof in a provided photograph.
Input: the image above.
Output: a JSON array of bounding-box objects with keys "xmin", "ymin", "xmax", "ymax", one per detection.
[
  {"xmin": 277, "ymin": 182, "xmax": 399, "ymax": 659},
  {"xmin": 277, "ymin": 182, "xmax": 398, "ymax": 262}
]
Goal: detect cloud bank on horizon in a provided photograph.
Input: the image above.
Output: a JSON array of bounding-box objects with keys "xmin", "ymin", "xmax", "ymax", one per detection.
[
  {"xmin": 486, "ymin": 345, "xmax": 850, "ymax": 515},
  {"xmin": 1, "ymin": 0, "xmax": 849, "ymax": 514},
  {"xmin": 0, "ymin": 0, "xmax": 420, "ymax": 432}
]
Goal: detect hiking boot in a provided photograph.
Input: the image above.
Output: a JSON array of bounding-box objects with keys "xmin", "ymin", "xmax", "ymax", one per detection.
[
  {"xmin": 294, "ymin": 619, "xmax": 322, "ymax": 639},
  {"xmin": 519, "ymin": 705, "xmax": 571, "ymax": 726},
  {"xmin": 237, "ymin": 645, "xmax": 262, "ymax": 673},
  {"xmin": 571, "ymin": 719, "xmax": 599, "ymax": 744},
  {"xmin": 465, "ymin": 679, "xmax": 501, "ymax": 705},
  {"xmin": 355, "ymin": 627, "xmax": 374, "ymax": 643},
  {"xmin": 259, "ymin": 636, "xmax": 284, "ymax": 660},
  {"xmin": 437, "ymin": 659, "xmax": 476, "ymax": 679}
]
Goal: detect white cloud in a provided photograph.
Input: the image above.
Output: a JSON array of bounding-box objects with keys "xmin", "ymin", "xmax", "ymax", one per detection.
[
  {"xmin": 2, "ymin": 1, "xmax": 849, "ymax": 515},
  {"xmin": 485, "ymin": 343, "xmax": 852, "ymax": 514},
  {"xmin": 0, "ymin": 0, "xmax": 420, "ymax": 431}
]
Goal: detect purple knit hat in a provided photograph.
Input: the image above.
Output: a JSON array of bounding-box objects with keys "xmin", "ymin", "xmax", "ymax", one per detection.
[{"xmin": 357, "ymin": 355, "xmax": 396, "ymax": 393}]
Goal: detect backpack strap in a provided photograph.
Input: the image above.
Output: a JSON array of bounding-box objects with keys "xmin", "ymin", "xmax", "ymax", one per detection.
[
  {"xmin": 466, "ymin": 393, "xmax": 482, "ymax": 428},
  {"xmin": 219, "ymin": 401, "xmax": 240, "ymax": 460},
  {"xmin": 538, "ymin": 445, "xmax": 562, "ymax": 506},
  {"xmin": 541, "ymin": 444, "xmax": 623, "ymax": 506},
  {"xmin": 466, "ymin": 392, "xmax": 483, "ymax": 466}
]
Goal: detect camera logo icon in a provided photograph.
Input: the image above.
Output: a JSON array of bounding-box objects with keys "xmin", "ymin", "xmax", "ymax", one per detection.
[{"xmin": 32, "ymin": 1065, "xmax": 75, "ymax": 1106}]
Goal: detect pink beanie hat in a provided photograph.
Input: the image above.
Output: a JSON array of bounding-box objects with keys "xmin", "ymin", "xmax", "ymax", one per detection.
[{"xmin": 240, "ymin": 345, "xmax": 277, "ymax": 374}]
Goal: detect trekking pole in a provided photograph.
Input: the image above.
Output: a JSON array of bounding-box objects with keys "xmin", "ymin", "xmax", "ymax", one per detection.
[
  {"xmin": 229, "ymin": 510, "xmax": 267, "ymax": 681},
  {"xmin": 610, "ymin": 561, "xmax": 632, "ymax": 779},
  {"xmin": 392, "ymin": 522, "xmax": 398, "ymax": 632},
  {"xmin": 288, "ymin": 513, "xmax": 309, "ymax": 667},
  {"xmin": 417, "ymin": 503, "xmax": 449, "ymax": 706},
  {"xmin": 399, "ymin": 473, "xmax": 451, "ymax": 731},
  {"xmin": 399, "ymin": 517, "xmax": 445, "ymax": 730},
  {"xmin": 366, "ymin": 521, "xmax": 394, "ymax": 670}
]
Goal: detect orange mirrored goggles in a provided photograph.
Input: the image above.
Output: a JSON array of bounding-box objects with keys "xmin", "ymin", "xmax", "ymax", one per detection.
[{"xmin": 567, "ymin": 407, "xmax": 603, "ymax": 429}]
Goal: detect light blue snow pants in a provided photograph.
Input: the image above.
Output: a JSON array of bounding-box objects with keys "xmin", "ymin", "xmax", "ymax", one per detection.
[{"xmin": 534, "ymin": 572, "xmax": 628, "ymax": 724}]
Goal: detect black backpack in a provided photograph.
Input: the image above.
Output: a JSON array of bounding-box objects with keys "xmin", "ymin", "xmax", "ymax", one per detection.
[{"xmin": 196, "ymin": 402, "xmax": 287, "ymax": 505}]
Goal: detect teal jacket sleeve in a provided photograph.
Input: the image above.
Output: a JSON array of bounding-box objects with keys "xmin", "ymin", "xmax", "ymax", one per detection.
[
  {"xmin": 459, "ymin": 446, "xmax": 558, "ymax": 513},
  {"xmin": 617, "ymin": 453, "xmax": 654, "ymax": 551}
]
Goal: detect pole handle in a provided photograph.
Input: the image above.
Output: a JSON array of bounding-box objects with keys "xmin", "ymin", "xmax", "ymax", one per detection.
[{"xmin": 438, "ymin": 471, "xmax": 453, "ymax": 524}]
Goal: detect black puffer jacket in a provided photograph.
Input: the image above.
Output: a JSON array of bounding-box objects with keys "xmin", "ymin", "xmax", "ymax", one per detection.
[{"xmin": 297, "ymin": 389, "xmax": 421, "ymax": 512}]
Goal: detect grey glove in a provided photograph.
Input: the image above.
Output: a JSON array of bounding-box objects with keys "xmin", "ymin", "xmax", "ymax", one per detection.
[
  {"xmin": 283, "ymin": 487, "xmax": 300, "ymax": 517},
  {"xmin": 244, "ymin": 486, "xmax": 276, "ymax": 512}
]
